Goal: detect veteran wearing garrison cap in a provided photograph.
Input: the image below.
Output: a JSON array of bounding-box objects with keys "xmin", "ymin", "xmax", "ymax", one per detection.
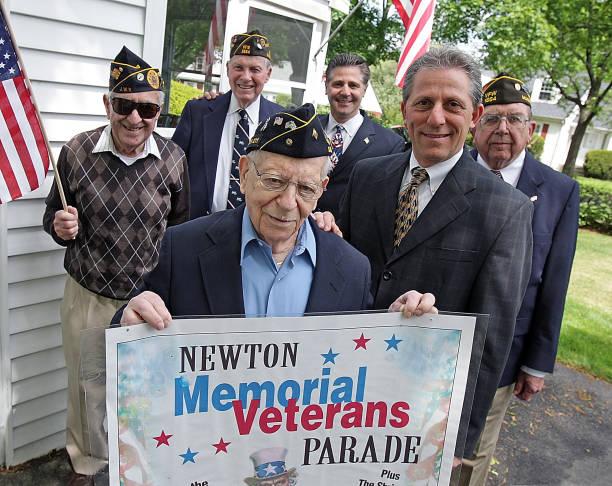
[
  {"xmin": 43, "ymin": 46, "xmax": 189, "ymax": 485},
  {"xmin": 459, "ymin": 74, "xmax": 580, "ymax": 486},
  {"xmin": 172, "ymin": 29, "xmax": 285, "ymax": 219},
  {"xmin": 117, "ymin": 104, "xmax": 436, "ymax": 329}
]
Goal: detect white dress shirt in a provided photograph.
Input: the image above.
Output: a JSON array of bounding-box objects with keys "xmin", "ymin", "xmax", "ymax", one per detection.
[{"xmin": 476, "ymin": 150, "xmax": 526, "ymax": 188}]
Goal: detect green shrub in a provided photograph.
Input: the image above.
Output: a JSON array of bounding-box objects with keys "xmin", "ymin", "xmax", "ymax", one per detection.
[
  {"xmin": 528, "ymin": 134, "xmax": 545, "ymax": 160},
  {"xmin": 169, "ymin": 80, "xmax": 203, "ymax": 115},
  {"xmin": 576, "ymin": 176, "xmax": 612, "ymax": 234},
  {"xmin": 584, "ymin": 150, "xmax": 612, "ymax": 180}
]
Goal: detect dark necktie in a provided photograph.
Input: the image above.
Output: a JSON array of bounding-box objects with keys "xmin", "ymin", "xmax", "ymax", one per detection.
[
  {"xmin": 491, "ymin": 169, "xmax": 503, "ymax": 180},
  {"xmin": 393, "ymin": 167, "xmax": 429, "ymax": 248},
  {"xmin": 227, "ymin": 109, "xmax": 249, "ymax": 209},
  {"xmin": 331, "ymin": 125, "xmax": 344, "ymax": 166}
]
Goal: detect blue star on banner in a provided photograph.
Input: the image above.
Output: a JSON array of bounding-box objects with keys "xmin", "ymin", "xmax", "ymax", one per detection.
[
  {"xmin": 384, "ymin": 334, "xmax": 403, "ymax": 351},
  {"xmin": 321, "ymin": 348, "xmax": 340, "ymax": 364},
  {"xmin": 179, "ymin": 447, "xmax": 199, "ymax": 464}
]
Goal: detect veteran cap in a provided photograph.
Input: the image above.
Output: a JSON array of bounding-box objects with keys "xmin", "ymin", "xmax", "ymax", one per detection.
[
  {"xmin": 109, "ymin": 46, "xmax": 162, "ymax": 93},
  {"xmin": 230, "ymin": 30, "xmax": 271, "ymax": 59},
  {"xmin": 246, "ymin": 103, "xmax": 332, "ymax": 159},
  {"xmin": 483, "ymin": 73, "xmax": 531, "ymax": 107}
]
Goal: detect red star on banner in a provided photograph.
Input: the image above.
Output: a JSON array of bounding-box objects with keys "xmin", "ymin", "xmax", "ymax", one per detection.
[
  {"xmin": 212, "ymin": 437, "xmax": 231, "ymax": 454},
  {"xmin": 353, "ymin": 332, "xmax": 371, "ymax": 350},
  {"xmin": 153, "ymin": 430, "xmax": 173, "ymax": 447}
]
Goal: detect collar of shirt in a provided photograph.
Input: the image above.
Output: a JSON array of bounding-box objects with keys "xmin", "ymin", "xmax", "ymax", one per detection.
[
  {"xmin": 476, "ymin": 150, "xmax": 525, "ymax": 188},
  {"xmin": 229, "ymin": 92, "xmax": 261, "ymax": 128},
  {"xmin": 401, "ymin": 149, "xmax": 463, "ymax": 197},
  {"xmin": 92, "ymin": 124, "xmax": 160, "ymax": 165},
  {"xmin": 327, "ymin": 112, "xmax": 364, "ymax": 138},
  {"xmin": 240, "ymin": 208, "xmax": 316, "ymax": 268}
]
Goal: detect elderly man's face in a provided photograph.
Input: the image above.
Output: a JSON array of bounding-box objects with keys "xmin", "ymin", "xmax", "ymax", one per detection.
[
  {"xmin": 103, "ymin": 91, "xmax": 161, "ymax": 157},
  {"xmin": 472, "ymin": 102, "xmax": 536, "ymax": 170},
  {"xmin": 227, "ymin": 55, "xmax": 271, "ymax": 108},
  {"xmin": 401, "ymin": 68, "xmax": 482, "ymax": 167},
  {"xmin": 239, "ymin": 151, "xmax": 328, "ymax": 251},
  {"xmin": 325, "ymin": 65, "xmax": 367, "ymax": 123}
]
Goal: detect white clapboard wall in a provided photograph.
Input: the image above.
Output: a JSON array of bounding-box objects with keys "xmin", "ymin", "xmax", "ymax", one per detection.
[{"xmin": 0, "ymin": 0, "xmax": 167, "ymax": 467}]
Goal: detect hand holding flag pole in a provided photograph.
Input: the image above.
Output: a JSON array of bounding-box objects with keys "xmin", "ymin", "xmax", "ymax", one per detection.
[{"xmin": 0, "ymin": 0, "xmax": 66, "ymax": 208}]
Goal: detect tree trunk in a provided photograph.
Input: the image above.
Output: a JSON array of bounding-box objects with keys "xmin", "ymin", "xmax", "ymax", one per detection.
[{"xmin": 562, "ymin": 108, "xmax": 593, "ymax": 176}]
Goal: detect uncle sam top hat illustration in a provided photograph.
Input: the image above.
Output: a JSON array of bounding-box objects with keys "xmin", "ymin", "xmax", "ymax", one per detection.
[{"xmin": 244, "ymin": 447, "xmax": 297, "ymax": 485}]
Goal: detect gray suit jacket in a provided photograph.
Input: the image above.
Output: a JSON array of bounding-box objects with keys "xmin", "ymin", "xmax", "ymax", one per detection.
[{"xmin": 339, "ymin": 148, "xmax": 534, "ymax": 456}]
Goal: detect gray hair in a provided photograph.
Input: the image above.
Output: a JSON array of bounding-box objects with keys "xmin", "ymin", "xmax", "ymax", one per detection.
[
  {"xmin": 402, "ymin": 46, "xmax": 483, "ymax": 108},
  {"xmin": 228, "ymin": 56, "xmax": 272, "ymax": 71},
  {"xmin": 325, "ymin": 53, "xmax": 370, "ymax": 86},
  {"xmin": 108, "ymin": 90, "xmax": 165, "ymax": 104}
]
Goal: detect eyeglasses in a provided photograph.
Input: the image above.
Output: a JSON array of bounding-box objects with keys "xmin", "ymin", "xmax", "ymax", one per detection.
[
  {"xmin": 479, "ymin": 114, "xmax": 529, "ymax": 129},
  {"xmin": 110, "ymin": 97, "xmax": 161, "ymax": 119},
  {"xmin": 250, "ymin": 159, "xmax": 324, "ymax": 200}
]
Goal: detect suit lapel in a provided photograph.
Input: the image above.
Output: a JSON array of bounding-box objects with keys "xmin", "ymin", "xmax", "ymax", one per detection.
[
  {"xmin": 516, "ymin": 152, "xmax": 544, "ymax": 202},
  {"xmin": 388, "ymin": 153, "xmax": 475, "ymax": 264},
  {"xmin": 339, "ymin": 112, "xmax": 376, "ymax": 168},
  {"xmin": 198, "ymin": 208, "xmax": 245, "ymax": 315}
]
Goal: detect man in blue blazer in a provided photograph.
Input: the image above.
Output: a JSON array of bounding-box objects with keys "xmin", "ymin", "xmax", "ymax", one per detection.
[
  {"xmin": 316, "ymin": 53, "xmax": 405, "ymax": 217},
  {"xmin": 337, "ymin": 48, "xmax": 534, "ymax": 473},
  {"xmin": 118, "ymin": 104, "xmax": 435, "ymax": 327},
  {"xmin": 459, "ymin": 75, "xmax": 580, "ymax": 486},
  {"xmin": 172, "ymin": 30, "xmax": 284, "ymax": 219}
]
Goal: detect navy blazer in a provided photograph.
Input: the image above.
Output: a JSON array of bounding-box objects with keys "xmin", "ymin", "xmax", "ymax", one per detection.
[
  {"xmin": 471, "ymin": 149, "xmax": 580, "ymax": 386},
  {"xmin": 138, "ymin": 207, "xmax": 373, "ymax": 317},
  {"xmin": 316, "ymin": 111, "xmax": 405, "ymax": 217},
  {"xmin": 339, "ymin": 149, "xmax": 534, "ymax": 457},
  {"xmin": 172, "ymin": 92, "xmax": 284, "ymax": 219}
]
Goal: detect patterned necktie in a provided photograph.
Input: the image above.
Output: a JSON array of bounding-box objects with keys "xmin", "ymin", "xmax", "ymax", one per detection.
[
  {"xmin": 393, "ymin": 167, "xmax": 429, "ymax": 248},
  {"xmin": 227, "ymin": 109, "xmax": 249, "ymax": 209},
  {"xmin": 331, "ymin": 124, "xmax": 344, "ymax": 165},
  {"xmin": 491, "ymin": 169, "xmax": 503, "ymax": 180}
]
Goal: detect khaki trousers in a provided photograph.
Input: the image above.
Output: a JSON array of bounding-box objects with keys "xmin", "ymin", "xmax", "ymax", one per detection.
[
  {"xmin": 60, "ymin": 276, "xmax": 127, "ymax": 475},
  {"xmin": 455, "ymin": 384, "xmax": 515, "ymax": 486}
]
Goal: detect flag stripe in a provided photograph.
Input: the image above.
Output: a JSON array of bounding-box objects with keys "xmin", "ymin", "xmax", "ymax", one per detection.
[
  {"xmin": 0, "ymin": 77, "xmax": 39, "ymax": 189},
  {"xmin": 0, "ymin": 138, "xmax": 22, "ymax": 202},
  {"xmin": 392, "ymin": 0, "xmax": 413, "ymax": 29},
  {"xmin": 15, "ymin": 74, "xmax": 49, "ymax": 175}
]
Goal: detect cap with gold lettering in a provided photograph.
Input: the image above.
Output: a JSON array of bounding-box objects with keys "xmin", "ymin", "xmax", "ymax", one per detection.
[
  {"xmin": 230, "ymin": 30, "xmax": 271, "ymax": 60},
  {"xmin": 483, "ymin": 73, "xmax": 531, "ymax": 107},
  {"xmin": 109, "ymin": 46, "xmax": 162, "ymax": 93},
  {"xmin": 247, "ymin": 103, "xmax": 332, "ymax": 159}
]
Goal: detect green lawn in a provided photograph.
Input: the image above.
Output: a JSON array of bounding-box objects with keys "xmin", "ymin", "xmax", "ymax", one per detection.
[{"xmin": 557, "ymin": 229, "xmax": 612, "ymax": 381}]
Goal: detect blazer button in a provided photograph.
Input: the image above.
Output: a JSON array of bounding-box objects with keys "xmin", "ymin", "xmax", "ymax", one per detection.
[{"xmin": 382, "ymin": 270, "xmax": 392, "ymax": 281}]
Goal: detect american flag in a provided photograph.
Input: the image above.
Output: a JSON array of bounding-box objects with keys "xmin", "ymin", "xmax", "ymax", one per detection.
[
  {"xmin": 203, "ymin": 0, "xmax": 228, "ymax": 77},
  {"xmin": 0, "ymin": 8, "xmax": 49, "ymax": 204},
  {"xmin": 393, "ymin": 0, "xmax": 437, "ymax": 87}
]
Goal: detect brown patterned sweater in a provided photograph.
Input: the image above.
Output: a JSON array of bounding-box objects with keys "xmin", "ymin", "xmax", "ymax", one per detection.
[{"xmin": 43, "ymin": 126, "xmax": 190, "ymax": 299}]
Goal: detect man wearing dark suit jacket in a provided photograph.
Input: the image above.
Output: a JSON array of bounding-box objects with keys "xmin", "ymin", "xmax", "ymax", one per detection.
[
  {"xmin": 119, "ymin": 104, "xmax": 435, "ymax": 328},
  {"xmin": 172, "ymin": 30, "xmax": 284, "ymax": 219},
  {"xmin": 337, "ymin": 47, "xmax": 534, "ymax": 470},
  {"xmin": 316, "ymin": 53, "xmax": 405, "ymax": 216},
  {"xmin": 458, "ymin": 74, "xmax": 580, "ymax": 486}
]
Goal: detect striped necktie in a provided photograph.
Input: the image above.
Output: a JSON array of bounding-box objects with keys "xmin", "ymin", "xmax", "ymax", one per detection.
[
  {"xmin": 227, "ymin": 109, "xmax": 249, "ymax": 209},
  {"xmin": 491, "ymin": 169, "xmax": 503, "ymax": 180},
  {"xmin": 331, "ymin": 124, "xmax": 344, "ymax": 165},
  {"xmin": 393, "ymin": 167, "xmax": 429, "ymax": 248}
]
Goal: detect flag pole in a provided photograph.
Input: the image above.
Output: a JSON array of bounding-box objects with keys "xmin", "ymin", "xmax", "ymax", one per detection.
[{"xmin": 0, "ymin": 0, "xmax": 67, "ymax": 210}]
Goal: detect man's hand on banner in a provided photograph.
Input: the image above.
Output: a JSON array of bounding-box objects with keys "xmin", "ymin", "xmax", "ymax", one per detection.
[
  {"xmin": 388, "ymin": 290, "xmax": 437, "ymax": 317},
  {"xmin": 120, "ymin": 291, "xmax": 172, "ymax": 330},
  {"xmin": 53, "ymin": 205, "xmax": 79, "ymax": 240}
]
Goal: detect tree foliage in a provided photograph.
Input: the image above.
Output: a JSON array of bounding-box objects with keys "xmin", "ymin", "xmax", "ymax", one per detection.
[
  {"xmin": 370, "ymin": 59, "xmax": 404, "ymax": 127},
  {"xmin": 433, "ymin": 0, "xmax": 612, "ymax": 175},
  {"xmin": 326, "ymin": 0, "xmax": 404, "ymax": 65}
]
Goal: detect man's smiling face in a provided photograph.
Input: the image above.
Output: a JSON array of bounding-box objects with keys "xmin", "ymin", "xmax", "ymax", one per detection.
[
  {"xmin": 227, "ymin": 55, "xmax": 271, "ymax": 108},
  {"xmin": 401, "ymin": 68, "xmax": 482, "ymax": 167}
]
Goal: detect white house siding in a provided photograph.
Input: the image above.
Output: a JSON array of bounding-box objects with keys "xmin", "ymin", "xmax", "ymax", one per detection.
[{"xmin": 0, "ymin": 0, "xmax": 167, "ymax": 467}]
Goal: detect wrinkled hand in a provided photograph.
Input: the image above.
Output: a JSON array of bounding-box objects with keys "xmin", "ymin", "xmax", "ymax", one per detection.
[
  {"xmin": 120, "ymin": 291, "xmax": 172, "ymax": 330},
  {"xmin": 53, "ymin": 206, "xmax": 79, "ymax": 240},
  {"xmin": 513, "ymin": 370, "xmax": 545, "ymax": 401},
  {"xmin": 453, "ymin": 456, "xmax": 462, "ymax": 468},
  {"xmin": 196, "ymin": 90, "xmax": 222, "ymax": 100},
  {"xmin": 311, "ymin": 211, "xmax": 342, "ymax": 237},
  {"xmin": 388, "ymin": 290, "xmax": 437, "ymax": 317}
]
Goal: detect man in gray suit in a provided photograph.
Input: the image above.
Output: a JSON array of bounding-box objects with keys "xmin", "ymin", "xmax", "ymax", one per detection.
[{"xmin": 337, "ymin": 46, "xmax": 534, "ymax": 469}]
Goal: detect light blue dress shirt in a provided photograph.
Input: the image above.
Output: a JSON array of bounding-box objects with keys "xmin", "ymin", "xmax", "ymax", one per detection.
[{"xmin": 240, "ymin": 208, "xmax": 316, "ymax": 317}]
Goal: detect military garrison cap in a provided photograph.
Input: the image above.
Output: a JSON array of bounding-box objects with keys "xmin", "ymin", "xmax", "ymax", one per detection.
[
  {"xmin": 247, "ymin": 103, "xmax": 332, "ymax": 159},
  {"xmin": 109, "ymin": 46, "xmax": 162, "ymax": 93},
  {"xmin": 230, "ymin": 30, "xmax": 271, "ymax": 59},
  {"xmin": 483, "ymin": 73, "xmax": 531, "ymax": 107}
]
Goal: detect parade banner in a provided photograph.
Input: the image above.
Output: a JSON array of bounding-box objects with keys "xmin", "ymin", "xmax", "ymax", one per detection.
[{"xmin": 106, "ymin": 312, "xmax": 475, "ymax": 486}]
